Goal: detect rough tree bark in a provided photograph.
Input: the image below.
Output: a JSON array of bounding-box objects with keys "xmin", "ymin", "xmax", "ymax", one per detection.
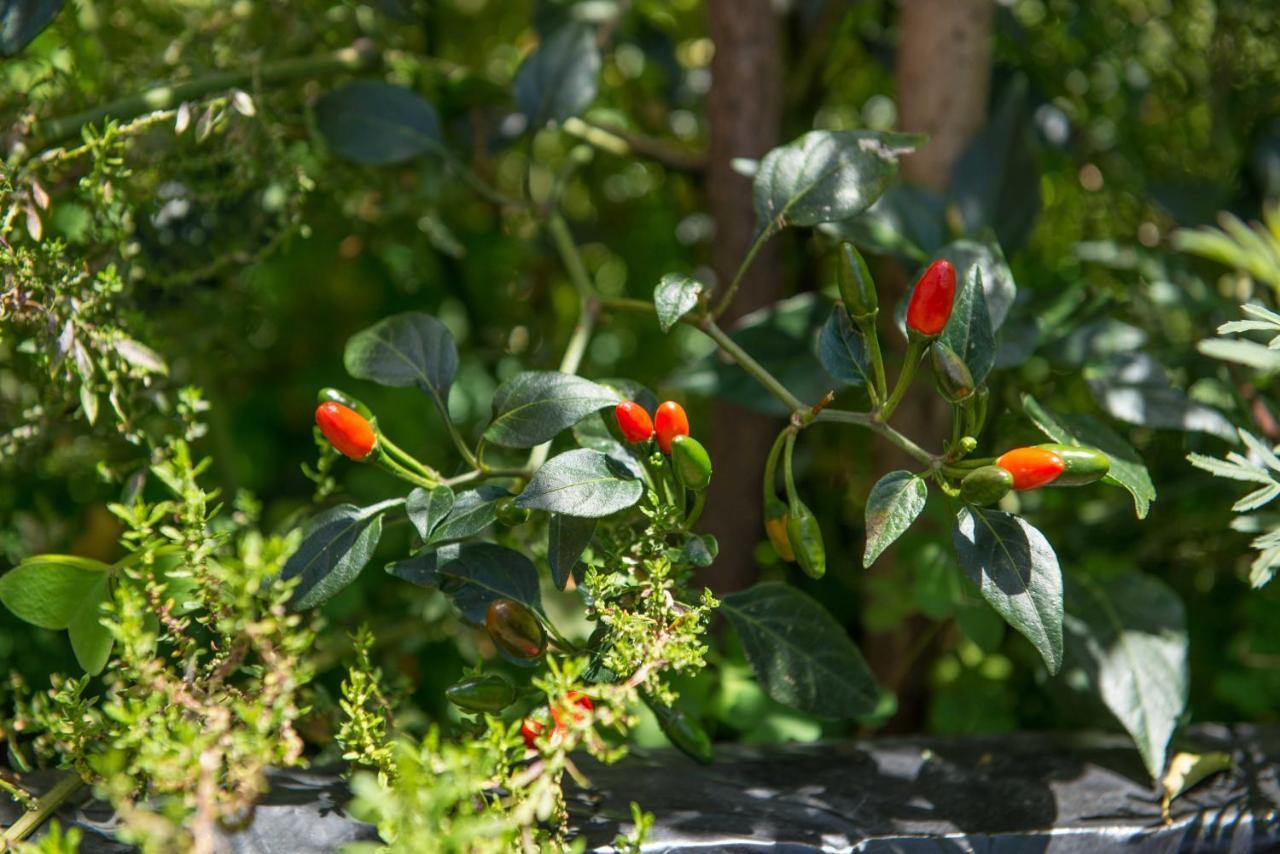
[
  {"xmin": 862, "ymin": 0, "xmax": 995, "ymax": 731},
  {"xmin": 699, "ymin": 0, "xmax": 784, "ymax": 594}
]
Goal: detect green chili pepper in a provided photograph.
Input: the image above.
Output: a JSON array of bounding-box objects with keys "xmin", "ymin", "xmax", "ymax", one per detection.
[
  {"xmin": 671, "ymin": 435, "xmax": 713, "ymax": 492},
  {"xmin": 837, "ymin": 243, "xmax": 878, "ymax": 320},
  {"xmin": 930, "ymin": 341, "xmax": 974, "ymax": 403},
  {"xmin": 446, "ymin": 673, "xmax": 517, "ymax": 713},
  {"xmin": 642, "ymin": 691, "xmax": 713, "ymax": 765},
  {"xmin": 960, "ymin": 465, "xmax": 1015, "ymax": 506},
  {"xmin": 1036, "ymin": 444, "xmax": 1111, "ymax": 486},
  {"xmin": 484, "ymin": 599, "xmax": 546, "ymax": 661},
  {"xmin": 764, "ymin": 496, "xmax": 795, "ymax": 562},
  {"xmin": 786, "ymin": 499, "xmax": 826, "ymax": 579},
  {"xmin": 495, "ymin": 496, "xmax": 532, "ymax": 526}
]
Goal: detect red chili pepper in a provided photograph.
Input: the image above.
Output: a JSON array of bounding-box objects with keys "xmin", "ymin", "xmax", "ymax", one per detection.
[
  {"xmin": 906, "ymin": 259, "xmax": 957, "ymax": 337},
  {"xmin": 615, "ymin": 401, "xmax": 655, "ymax": 443},
  {"xmin": 995, "ymin": 447, "xmax": 1066, "ymax": 491},
  {"xmin": 315, "ymin": 401, "xmax": 377, "ymax": 460},
  {"xmin": 521, "ymin": 693, "xmax": 593, "ymax": 750},
  {"xmin": 654, "ymin": 401, "xmax": 689, "ymax": 454},
  {"xmin": 521, "ymin": 717, "xmax": 543, "ymax": 750}
]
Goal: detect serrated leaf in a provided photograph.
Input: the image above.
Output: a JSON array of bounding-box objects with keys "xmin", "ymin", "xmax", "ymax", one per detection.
[
  {"xmin": 516, "ymin": 449, "xmax": 642, "ymax": 517},
  {"xmin": 344, "ymin": 312, "xmax": 458, "ymax": 414},
  {"xmin": 436, "ymin": 543, "xmax": 543, "ymax": 624},
  {"xmin": 281, "ymin": 499, "xmax": 400, "ymax": 610},
  {"xmin": 406, "ymin": 485, "xmax": 455, "ymax": 540},
  {"xmin": 67, "ymin": 573, "xmax": 113, "ymax": 675},
  {"xmin": 0, "ymin": 555, "xmax": 110, "ymax": 629},
  {"xmin": 938, "ymin": 267, "xmax": 995, "ymax": 384},
  {"xmin": 721, "ymin": 582, "xmax": 879, "ymax": 719},
  {"xmin": 654, "ymin": 273, "xmax": 703, "ymax": 333},
  {"xmin": 1063, "ymin": 572, "xmax": 1188, "ymax": 780},
  {"xmin": 485, "ymin": 371, "xmax": 619, "ymax": 448},
  {"xmin": 315, "ymin": 81, "xmax": 444, "ymax": 165},
  {"xmin": 1022, "ymin": 394, "xmax": 1156, "ymax": 519},
  {"xmin": 513, "ymin": 21, "xmax": 601, "ymax": 127},
  {"xmin": 952, "ymin": 508, "xmax": 1063, "ymax": 673},
  {"xmin": 548, "ymin": 514, "xmax": 595, "ymax": 590},
  {"xmin": 817, "ymin": 307, "xmax": 872, "ymax": 387},
  {"xmin": 752, "ymin": 130, "xmax": 922, "ymax": 232},
  {"xmin": 429, "ymin": 486, "xmax": 508, "ymax": 544},
  {"xmin": 863, "ymin": 471, "xmax": 928, "ymax": 567}
]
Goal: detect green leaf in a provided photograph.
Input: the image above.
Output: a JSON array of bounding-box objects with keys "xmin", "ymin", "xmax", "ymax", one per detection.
[
  {"xmin": 513, "ymin": 21, "xmax": 601, "ymax": 127},
  {"xmin": 515, "ymin": 449, "xmax": 643, "ymax": 517},
  {"xmin": 654, "ymin": 273, "xmax": 703, "ymax": 333},
  {"xmin": 939, "ymin": 267, "xmax": 996, "ymax": 385},
  {"xmin": 386, "ymin": 543, "xmax": 460, "ymax": 588},
  {"xmin": 436, "ymin": 543, "xmax": 543, "ymax": 624},
  {"xmin": 721, "ymin": 582, "xmax": 879, "ymax": 719},
  {"xmin": 0, "ymin": 555, "xmax": 110, "ymax": 629},
  {"xmin": 344, "ymin": 312, "xmax": 458, "ymax": 412},
  {"xmin": 825, "ymin": 184, "xmax": 945, "ymax": 259},
  {"xmin": 406, "ymin": 485, "xmax": 455, "ymax": 540},
  {"xmin": 113, "ymin": 337, "xmax": 168, "ymax": 376},
  {"xmin": 315, "ymin": 81, "xmax": 444, "ymax": 165},
  {"xmin": 952, "ymin": 508, "xmax": 1063, "ymax": 673},
  {"xmin": 753, "ymin": 130, "xmax": 923, "ymax": 232},
  {"xmin": 863, "ymin": 471, "xmax": 928, "ymax": 567},
  {"xmin": 1086, "ymin": 354, "xmax": 1235, "ymax": 441},
  {"xmin": 484, "ymin": 371, "xmax": 620, "ymax": 448},
  {"xmin": 1063, "ymin": 572, "xmax": 1188, "ymax": 780},
  {"xmin": 934, "ymin": 237, "xmax": 1017, "ymax": 330},
  {"xmin": 67, "ymin": 574, "xmax": 113, "ymax": 675},
  {"xmin": 0, "ymin": 0, "xmax": 64, "ymax": 57},
  {"xmin": 1022, "ymin": 394, "xmax": 1156, "ymax": 519},
  {"xmin": 548, "ymin": 514, "xmax": 595, "ymax": 590},
  {"xmin": 1197, "ymin": 338, "xmax": 1280, "ymax": 371},
  {"xmin": 816, "ymin": 307, "xmax": 872, "ymax": 387},
  {"xmin": 679, "ymin": 534, "xmax": 718, "ymax": 568},
  {"xmin": 428, "ymin": 486, "xmax": 508, "ymax": 544},
  {"xmin": 281, "ymin": 499, "xmax": 400, "ymax": 610}
]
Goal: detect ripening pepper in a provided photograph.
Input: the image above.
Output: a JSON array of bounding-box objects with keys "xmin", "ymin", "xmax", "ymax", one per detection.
[
  {"xmin": 960, "ymin": 465, "xmax": 1015, "ymax": 506},
  {"xmin": 522, "ymin": 692, "xmax": 594, "ymax": 750},
  {"xmin": 906, "ymin": 259, "xmax": 957, "ymax": 337},
  {"xmin": 445, "ymin": 673, "xmax": 517, "ymax": 713},
  {"xmin": 930, "ymin": 340, "xmax": 974, "ymax": 402},
  {"xmin": 654, "ymin": 401, "xmax": 690, "ymax": 454},
  {"xmin": 995, "ymin": 446, "xmax": 1065, "ymax": 491},
  {"xmin": 837, "ymin": 243, "xmax": 878, "ymax": 320},
  {"xmin": 317, "ymin": 387, "xmax": 374, "ymax": 421},
  {"xmin": 315, "ymin": 401, "xmax": 377, "ymax": 460},
  {"xmin": 671, "ymin": 435, "xmax": 713, "ymax": 491},
  {"xmin": 485, "ymin": 598, "xmax": 547, "ymax": 661},
  {"xmin": 642, "ymin": 691, "xmax": 713, "ymax": 765},
  {"xmin": 764, "ymin": 496, "xmax": 795, "ymax": 562},
  {"xmin": 495, "ymin": 496, "xmax": 531, "ymax": 526},
  {"xmin": 615, "ymin": 401, "xmax": 655, "ymax": 443},
  {"xmin": 520, "ymin": 717, "xmax": 545, "ymax": 750},
  {"xmin": 1036, "ymin": 444, "xmax": 1111, "ymax": 486},
  {"xmin": 786, "ymin": 499, "xmax": 826, "ymax": 579}
]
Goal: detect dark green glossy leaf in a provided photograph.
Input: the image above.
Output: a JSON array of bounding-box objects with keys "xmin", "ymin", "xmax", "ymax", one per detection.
[
  {"xmin": 406, "ymin": 485, "xmax": 455, "ymax": 540},
  {"xmin": 679, "ymin": 534, "xmax": 718, "ymax": 568},
  {"xmin": 1064, "ymin": 573, "xmax": 1188, "ymax": 780},
  {"xmin": 281, "ymin": 499, "xmax": 399, "ymax": 610},
  {"xmin": 0, "ymin": 555, "xmax": 110, "ymax": 629},
  {"xmin": 654, "ymin": 273, "xmax": 703, "ymax": 333},
  {"xmin": 934, "ymin": 238, "xmax": 1017, "ymax": 331},
  {"xmin": 344, "ymin": 313, "xmax": 458, "ymax": 413},
  {"xmin": 548, "ymin": 514, "xmax": 595, "ymax": 590},
  {"xmin": 826, "ymin": 184, "xmax": 945, "ymax": 260},
  {"xmin": 315, "ymin": 81, "xmax": 444, "ymax": 165},
  {"xmin": 485, "ymin": 371, "xmax": 619, "ymax": 448},
  {"xmin": 1022, "ymin": 394, "xmax": 1155, "ymax": 519},
  {"xmin": 429, "ymin": 486, "xmax": 509, "ymax": 544},
  {"xmin": 436, "ymin": 543, "xmax": 543, "ymax": 625},
  {"xmin": 0, "ymin": 0, "xmax": 64, "ymax": 57},
  {"xmin": 952, "ymin": 507, "xmax": 1063, "ymax": 673},
  {"xmin": 1086, "ymin": 354, "xmax": 1235, "ymax": 441},
  {"xmin": 753, "ymin": 130, "xmax": 923, "ymax": 231},
  {"xmin": 513, "ymin": 21, "xmax": 600, "ymax": 127},
  {"xmin": 863, "ymin": 471, "xmax": 928, "ymax": 567},
  {"xmin": 817, "ymin": 307, "xmax": 872, "ymax": 387},
  {"xmin": 939, "ymin": 267, "xmax": 996, "ymax": 385},
  {"xmin": 516, "ymin": 449, "xmax": 643, "ymax": 517},
  {"xmin": 385, "ymin": 543, "xmax": 460, "ymax": 587},
  {"xmin": 722, "ymin": 583, "xmax": 879, "ymax": 719}
]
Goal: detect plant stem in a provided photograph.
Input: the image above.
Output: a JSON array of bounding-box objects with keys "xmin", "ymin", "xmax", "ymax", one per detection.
[
  {"xmin": 373, "ymin": 449, "xmax": 438, "ymax": 490},
  {"xmin": 881, "ymin": 337, "xmax": 926, "ymax": 420},
  {"xmin": 1, "ymin": 772, "xmax": 83, "ymax": 845},
  {"xmin": 782, "ymin": 431, "xmax": 800, "ymax": 505},
  {"xmin": 698, "ymin": 319, "xmax": 805, "ymax": 412},
  {"xmin": 712, "ymin": 225, "xmax": 776, "ymax": 318},
  {"xmin": 685, "ymin": 491, "xmax": 706, "ymax": 528},
  {"xmin": 378, "ymin": 434, "xmax": 442, "ymax": 482},
  {"xmin": 813, "ymin": 408, "xmax": 935, "ymax": 467},
  {"xmin": 762, "ymin": 428, "xmax": 789, "ymax": 504},
  {"xmin": 443, "ymin": 466, "xmax": 531, "ymax": 488},
  {"xmin": 859, "ymin": 318, "xmax": 889, "ymax": 404},
  {"xmin": 23, "ymin": 44, "xmax": 380, "ymax": 154}
]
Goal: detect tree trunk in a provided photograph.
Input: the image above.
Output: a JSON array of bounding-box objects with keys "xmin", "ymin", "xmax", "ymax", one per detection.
[
  {"xmin": 863, "ymin": 0, "xmax": 994, "ymax": 731},
  {"xmin": 699, "ymin": 0, "xmax": 784, "ymax": 594}
]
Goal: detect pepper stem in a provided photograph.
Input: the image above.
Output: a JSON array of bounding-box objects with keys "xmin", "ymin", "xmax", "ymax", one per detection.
[
  {"xmin": 782, "ymin": 431, "xmax": 800, "ymax": 506},
  {"xmin": 685, "ymin": 492, "xmax": 706, "ymax": 529},
  {"xmin": 856, "ymin": 313, "xmax": 889, "ymax": 405},
  {"xmin": 881, "ymin": 336, "xmax": 927, "ymax": 420},
  {"xmin": 762, "ymin": 428, "xmax": 789, "ymax": 505}
]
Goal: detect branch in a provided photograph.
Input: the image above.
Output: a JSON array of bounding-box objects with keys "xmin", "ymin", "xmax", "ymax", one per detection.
[{"xmin": 0, "ymin": 772, "xmax": 84, "ymax": 846}]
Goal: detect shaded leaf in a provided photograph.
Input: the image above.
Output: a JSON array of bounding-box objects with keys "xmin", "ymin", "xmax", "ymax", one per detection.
[
  {"xmin": 344, "ymin": 312, "xmax": 458, "ymax": 413},
  {"xmin": 1086, "ymin": 354, "xmax": 1234, "ymax": 441},
  {"xmin": 0, "ymin": 555, "xmax": 110, "ymax": 629},
  {"xmin": 316, "ymin": 81, "xmax": 444, "ymax": 165},
  {"xmin": 952, "ymin": 508, "xmax": 1063, "ymax": 673},
  {"xmin": 722, "ymin": 582, "xmax": 879, "ymax": 719},
  {"xmin": 281, "ymin": 499, "xmax": 399, "ymax": 610},
  {"xmin": 67, "ymin": 574, "xmax": 113, "ymax": 675},
  {"xmin": 514, "ymin": 21, "xmax": 601, "ymax": 127},
  {"xmin": 485, "ymin": 371, "xmax": 619, "ymax": 448},
  {"xmin": 429, "ymin": 486, "xmax": 508, "ymax": 544},
  {"xmin": 548, "ymin": 514, "xmax": 595, "ymax": 590},
  {"xmin": 939, "ymin": 267, "xmax": 996, "ymax": 384},
  {"xmin": 863, "ymin": 471, "xmax": 928, "ymax": 567},
  {"xmin": 436, "ymin": 543, "xmax": 543, "ymax": 624},
  {"xmin": 0, "ymin": 0, "xmax": 64, "ymax": 57},
  {"xmin": 654, "ymin": 273, "xmax": 703, "ymax": 333},
  {"xmin": 516, "ymin": 449, "xmax": 643, "ymax": 517},
  {"xmin": 406, "ymin": 485, "xmax": 455, "ymax": 540},
  {"xmin": 386, "ymin": 542, "xmax": 460, "ymax": 588},
  {"xmin": 817, "ymin": 307, "xmax": 872, "ymax": 387}
]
